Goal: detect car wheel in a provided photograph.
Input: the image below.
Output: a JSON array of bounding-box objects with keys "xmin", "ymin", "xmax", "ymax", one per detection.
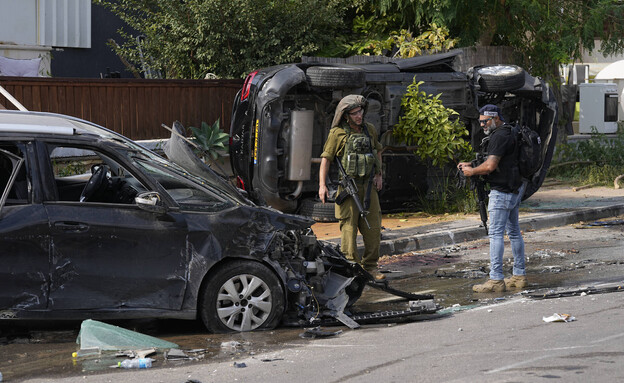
[
  {"xmin": 522, "ymin": 119, "xmax": 558, "ymax": 200},
  {"xmin": 306, "ymin": 66, "xmax": 366, "ymax": 88},
  {"xmin": 299, "ymin": 198, "xmax": 338, "ymax": 222},
  {"xmin": 200, "ymin": 261, "xmax": 285, "ymax": 333},
  {"xmin": 477, "ymin": 65, "xmax": 526, "ymax": 92}
]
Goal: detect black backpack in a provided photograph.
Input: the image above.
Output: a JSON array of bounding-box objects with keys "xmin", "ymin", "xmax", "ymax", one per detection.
[{"xmin": 514, "ymin": 124, "xmax": 542, "ymax": 179}]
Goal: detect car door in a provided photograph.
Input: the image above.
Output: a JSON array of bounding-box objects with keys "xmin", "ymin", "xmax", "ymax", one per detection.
[
  {"xmin": 0, "ymin": 142, "xmax": 50, "ymax": 312},
  {"xmin": 40, "ymin": 142, "xmax": 190, "ymax": 311}
]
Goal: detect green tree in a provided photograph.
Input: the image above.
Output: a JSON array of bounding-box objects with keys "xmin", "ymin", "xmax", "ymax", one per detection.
[
  {"xmin": 336, "ymin": 0, "xmax": 624, "ymax": 141},
  {"xmin": 96, "ymin": 0, "xmax": 348, "ymax": 79},
  {"xmin": 355, "ymin": 1, "xmax": 624, "ymax": 83},
  {"xmin": 346, "ymin": 23, "xmax": 457, "ymax": 57}
]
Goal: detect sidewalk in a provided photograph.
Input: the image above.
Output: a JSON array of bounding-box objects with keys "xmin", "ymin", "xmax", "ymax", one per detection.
[{"xmin": 311, "ymin": 182, "xmax": 624, "ymax": 256}]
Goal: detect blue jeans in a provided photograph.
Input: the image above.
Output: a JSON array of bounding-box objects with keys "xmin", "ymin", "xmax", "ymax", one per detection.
[{"xmin": 487, "ymin": 183, "xmax": 526, "ymax": 280}]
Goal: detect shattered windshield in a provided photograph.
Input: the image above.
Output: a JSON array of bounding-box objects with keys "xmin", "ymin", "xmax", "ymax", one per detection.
[
  {"xmin": 132, "ymin": 158, "xmax": 235, "ymax": 212},
  {"xmin": 67, "ymin": 118, "xmax": 248, "ymax": 205}
]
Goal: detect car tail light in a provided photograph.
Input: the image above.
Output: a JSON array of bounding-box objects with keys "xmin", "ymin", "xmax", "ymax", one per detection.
[
  {"xmin": 241, "ymin": 71, "xmax": 258, "ymax": 101},
  {"xmin": 236, "ymin": 176, "xmax": 246, "ymax": 190}
]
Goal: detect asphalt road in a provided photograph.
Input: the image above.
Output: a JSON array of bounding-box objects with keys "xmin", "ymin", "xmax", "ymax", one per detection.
[{"xmin": 18, "ymin": 218, "xmax": 624, "ymax": 383}]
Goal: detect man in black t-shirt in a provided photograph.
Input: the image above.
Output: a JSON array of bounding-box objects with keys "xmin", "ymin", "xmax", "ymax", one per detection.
[{"xmin": 458, "ymin": 104, "xmax": 527, "ymax": 293}]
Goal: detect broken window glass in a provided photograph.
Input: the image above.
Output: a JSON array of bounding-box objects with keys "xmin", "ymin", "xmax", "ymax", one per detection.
[
  {"xmin": 47, "ymin": 144, "xmax": 147, "ymax": 204},
  {"xmin": 133, "ymin": 158, "xmax": 233, "ymax": 211},
  {"xmin": 0, "ymin": 144, "xmax": 27, "ymax": 213}
]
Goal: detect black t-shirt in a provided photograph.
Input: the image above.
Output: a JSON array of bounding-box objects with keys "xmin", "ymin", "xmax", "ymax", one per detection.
[{"xmin": 482, "ymin": 125, "xmax": 521, "ymax": 193}]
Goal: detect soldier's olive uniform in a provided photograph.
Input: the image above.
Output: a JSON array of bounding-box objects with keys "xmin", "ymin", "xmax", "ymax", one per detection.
[{"xmin": 320, "ymin": 120, "xmax": 383, "ymax": 271}]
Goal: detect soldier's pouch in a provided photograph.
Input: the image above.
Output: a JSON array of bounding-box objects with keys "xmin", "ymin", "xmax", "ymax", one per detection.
[
  {"xmin": 335, "ymin": 190, "xmax": 349, "ymax": 205},
  {"xmin": 335, "ymin": 200, "xmax": 352, "ymax": 220},
  {"xmin": 344, "ymin": 153, "xmax": 375, "ymax": 178}
]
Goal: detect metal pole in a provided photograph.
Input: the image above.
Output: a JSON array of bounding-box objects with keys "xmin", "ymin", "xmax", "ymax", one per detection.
[{"xmin": 0, "ymin": 85, "xmax": 28, "ymax": 111}]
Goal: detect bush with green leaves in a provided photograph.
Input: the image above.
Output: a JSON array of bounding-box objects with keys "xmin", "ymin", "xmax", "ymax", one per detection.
[
  {"xmin": 549, "ymin": 128, "xmax": 624, "ymax": 185},
  {"xmin": 392, "ymin": 79, "xmax": 473, "ymax": 167}
]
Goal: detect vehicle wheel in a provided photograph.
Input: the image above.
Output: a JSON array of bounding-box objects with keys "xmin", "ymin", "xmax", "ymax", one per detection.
[
  {"xmin": 522, "ymin": 120, "xmax": 558, "ymax": 200},
  {"xmin": 306, "ymin": 66, "xmax": 366, "ymax": 88},
  {"xmin": 477, "ymin": 65, "xmax": 526, "ymax": 92},
  {"xmin": 299, "ymin": 198, "xmax": 338, "ymax": 222},
  {"xmin": 199, "ymin": 261, "xmax": 285, "ymax": 333}
]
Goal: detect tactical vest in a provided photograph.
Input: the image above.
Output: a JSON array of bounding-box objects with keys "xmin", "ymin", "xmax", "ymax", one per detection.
[{"xmin": 340, "ymin": 125, "xmax": 377, "ymax": 179}]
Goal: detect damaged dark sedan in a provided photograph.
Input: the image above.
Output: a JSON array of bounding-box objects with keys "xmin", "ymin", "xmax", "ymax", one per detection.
[{"xmin": 0, "ymin": 110, "xmax": 432, "ymax": 333}]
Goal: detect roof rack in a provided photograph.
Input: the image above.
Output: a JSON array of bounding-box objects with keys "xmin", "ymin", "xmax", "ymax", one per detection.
[
  {"xmin": 0, "ymin": 123, "xmax": 75, "ymax": 135},
  {"xmin": 0, "ymin": 86, "xmax": 76, "ymax": 135}
]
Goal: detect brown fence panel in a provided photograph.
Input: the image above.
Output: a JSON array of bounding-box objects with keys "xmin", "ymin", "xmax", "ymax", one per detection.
[{"xmin": 0, "ymin": 77, "xmax": 243, "ymax": 140}]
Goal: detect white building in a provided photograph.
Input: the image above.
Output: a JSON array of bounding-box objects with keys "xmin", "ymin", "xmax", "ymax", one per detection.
[{"xmin": 0, "ymin": 0, "xmax": 91, "ymax": 76}]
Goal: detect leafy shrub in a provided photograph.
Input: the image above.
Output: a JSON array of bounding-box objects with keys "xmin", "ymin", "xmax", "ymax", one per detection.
[
  {"xmin": 549, "ymin": 129, "xmax": 624, "ymax": 185},
  {"xmin": 392, "ymin": 79, "xmax": 473, "ymax": 167}
]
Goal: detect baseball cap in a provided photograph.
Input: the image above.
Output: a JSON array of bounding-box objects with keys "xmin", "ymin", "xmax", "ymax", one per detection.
[{"xmin": 479, "ymin": 104, "xmax": 504, "ymax": 121}]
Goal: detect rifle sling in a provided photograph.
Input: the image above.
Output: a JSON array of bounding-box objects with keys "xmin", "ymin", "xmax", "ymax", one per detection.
[{"xmin": 361, "ymin": 124, "xmax": 375, "ymax": 210}]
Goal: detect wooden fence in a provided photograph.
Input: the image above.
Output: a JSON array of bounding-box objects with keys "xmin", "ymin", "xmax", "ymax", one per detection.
[{"xmin": 0, "ymin": 77, "xmax": 243, "ymax": 140}]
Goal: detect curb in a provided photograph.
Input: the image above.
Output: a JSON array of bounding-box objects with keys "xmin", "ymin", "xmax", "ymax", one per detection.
[{"xmin": 326, "ymin": 203, "xmax": 624, "ymax": 256}]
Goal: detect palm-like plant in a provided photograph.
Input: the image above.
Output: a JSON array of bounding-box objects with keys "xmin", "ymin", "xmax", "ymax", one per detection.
[{"xmin": 189, "ymin": 119, "xmax": 229, "ymax": 161}]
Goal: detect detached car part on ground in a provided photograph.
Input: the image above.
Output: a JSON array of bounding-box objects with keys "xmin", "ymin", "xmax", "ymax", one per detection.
[
  {"xmin": 229, "ymin": 50, "xmax": 557, "ymax": 220},
  {"xmin": 0, "ymin": 111, "xmax": 434, "ymax": 333}
]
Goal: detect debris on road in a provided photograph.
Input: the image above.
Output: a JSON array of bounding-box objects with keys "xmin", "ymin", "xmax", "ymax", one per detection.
[
  {"xmin": 76, "ymin": 319, "xmax": 178, "ymax": 351},
  {"xmin": 220, "ymin": 341, "xmax": 243, "ymax": 352},
  {"xmin": 543, "ymin": 313, "xmax": 576, "ymax": 323},
  {"xmin": 585, "ymin": 219, "xmax": 624, "ymax": 227},
  {"xmin": 116, "ymin": 348, "xmax": 156, "ymax": 359},
  {"xmin": 299, "ymin": 327, "xmax": 343, "ymax": 339},
  {"xmin": 261, "ymin": 358, "xmax": 285, "ymax": 362},
  {"xmin": 527, "ymin": 282, "xmax": 624, "ymax": 299},
  {"xmin": 115, "ymin": 358, "xmax": 154, "ymax": 369},
  {"xmin": 165, "ymin": 348, "xmax": 207, "ymax": 361},
  {"xmin": 72, "ymin": 347, "xmax": 100, "ymax": 358}
]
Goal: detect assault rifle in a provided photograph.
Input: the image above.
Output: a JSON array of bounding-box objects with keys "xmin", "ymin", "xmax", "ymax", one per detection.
[
  {"xmin": 334, "ymin": 158, "xmax": 371, "ymax": 229},
  {"xmin": 472, "ymin": 154, "xmax": 489, "ymax": 235},
  {"xmin": 459, "ymin": 154, "xmax": 489, "ymax": 235}
]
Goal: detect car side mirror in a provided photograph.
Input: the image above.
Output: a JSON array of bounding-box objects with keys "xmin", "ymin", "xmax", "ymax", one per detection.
[{"xmin": 135, "ymin": 191, "xmax": 168, "ymax": 214}]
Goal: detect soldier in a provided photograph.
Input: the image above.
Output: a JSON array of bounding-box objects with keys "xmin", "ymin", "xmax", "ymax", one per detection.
[{"xmin": 318, "ymin": 95, "xmax": 385, "ymax": 281}]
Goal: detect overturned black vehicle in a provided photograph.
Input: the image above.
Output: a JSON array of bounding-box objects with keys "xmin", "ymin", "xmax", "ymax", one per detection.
[
  {"xmin": 0, "ymin": 111, "xmax": 433, "ymax": 333},
  {"xmin": 229, "ymin": 50, "xmax": 558, "ymax": 219}
]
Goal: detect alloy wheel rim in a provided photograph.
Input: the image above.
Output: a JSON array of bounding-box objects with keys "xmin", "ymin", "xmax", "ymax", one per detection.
[{"xmin": 216, "ymin": 274, "xmax": 272, "ymax": 331}]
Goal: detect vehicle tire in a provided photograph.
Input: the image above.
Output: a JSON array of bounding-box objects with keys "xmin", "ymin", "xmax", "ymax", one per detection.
[
  {"xmin": 477, "ymin": 65, "xmax": 526, "ymax": 93},
  {"xmin": 306, "ymin": 66, "xmax": 366, "ymax": 88},
  {"xmin": 199, "ymin": 261, "xmax": 285, "ymax": 333},
  {"xmin": 299, "ymin": 198, "xmax": 338, "ymax": 222},
  {"xmin": 522, "ymin": 121, "xmax": 558, "ymax": 200}
]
